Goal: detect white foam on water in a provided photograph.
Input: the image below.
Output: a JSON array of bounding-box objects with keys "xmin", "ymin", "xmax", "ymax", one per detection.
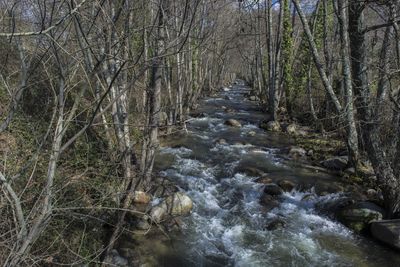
[{"xmin": 159, "ymin": 146, "xmax": 192, "ymax": 156}]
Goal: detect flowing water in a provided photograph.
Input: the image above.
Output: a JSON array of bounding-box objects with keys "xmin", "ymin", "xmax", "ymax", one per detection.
[{"xmin": 136, "ymin": 81, "xmax": 400, "ymax": 266}]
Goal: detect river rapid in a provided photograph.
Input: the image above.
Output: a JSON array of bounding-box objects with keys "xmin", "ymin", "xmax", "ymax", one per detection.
[{"xmin": 130, "ymin": 81, "xmax": 400, "ymax": 267}]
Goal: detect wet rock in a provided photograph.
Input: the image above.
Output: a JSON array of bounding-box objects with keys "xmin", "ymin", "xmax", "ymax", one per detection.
[
  {"xmin": 301, "ymin": 193, "xmax": 316, "ymax": 202},
  {"xmin": 225, "ymin": 108, "xmax": 235, "ymax": 113},
  {"xmin": 225, "ymin": 119, "xmax": 242, "ymax": 127},
  {"xmin": 133, "ymin": 191, "xmax": 151, "ymax": 204},
  {"xmin": 248, "ymin": 131, "xmax": 257, "ymax": 137},
  {"xmin": 255, "ymin": 176, "xmax": 273, "ymax": 184},
  {"xmin": 224, "ymin": 95, "xmax": 231, "ymax": 100},
  {"xmin": 336, "ymin": 201, "xmax": 385, "ymax": 233},
  {"xmin": 216, "ymin": 138, "xmax": 227, "ymax": 145},
  {"xmin": 191, "ymin": 112, "xmax": 207, "ymax": 118},
  {"xmin": 317, "ymin": 196, "xmax": 355, "ymax": 214},
  {"xmin": 236, "ymin": 166, "xmax": 265, "ymax": 176},
  {"xmin": 259, "ymin": 194, "xmax": 280, "ymax": 211},
  {"xmin": 321, "ymin": 156, "xmax": 348, "ymax": 171},
  {"xmin": 278, "ymin": 180, "xmax": 296, "ymax": 192},
  {"xmin": 366, "ymin": 189, "xmax": 384, "ymax": 206},
  {"xmin": 103, "ymin": 249, "xmax": 129, "ymax": 267},
  {"xmin": 150, "ymin": 177, "xmax": 179, "ymax": 198},
  {"xmin": 260, "ymin": 120, "xmax": 281, "ymax": 132},
  {"xmin": 249, "ymin": 95, "xmax": 259, "ymax": 101},
  {"xmin": 370, "ymin": 219, "xmax": 400, "ymax": 250},
  {"xmin": 265, "ymin": 218, "xmax": 286, "ymax": 231},
  {"xmin": 150, "ymin": 192, "xmax": 193, "ymax": 223},
  {"xmin": 314, "ymin": 182, "xmax": 344, "ymax": 196},
  {"xmin": 288, "ymin": 146, "xmax": 307, "ymax": 158},
  {"xmin": 263, "ymin": 183, "xmax": 283, "ymax": 196}
]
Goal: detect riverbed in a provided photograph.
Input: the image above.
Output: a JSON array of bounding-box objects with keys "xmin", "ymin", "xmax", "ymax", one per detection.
[{"xmin": 128, "ymin": 81, "xmax": 400, "ymax": 266}]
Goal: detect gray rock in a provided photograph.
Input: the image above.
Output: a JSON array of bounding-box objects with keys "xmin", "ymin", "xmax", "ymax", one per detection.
[
  {"xmin": 286, "ymin": 123, "xmax": 297, "ymax": 135},
  {"xmin": 321, "ymin": 156, "xmax": 348, "ymax": 171},
  {"xmin": 249, "ymin": 95, "xmax": 259, "ymax": 101},
  {"xmin": 103, "ymin": 250, "xmax": 129, "ymax": 267},
  {"xmin": 289, "ymin": 146, "xmax": 307, "ymax": 158},
  {"xmin": 260, "ymin": 120, "xmax": 281, "ymax": 132},
  {"xmin": 370, "ymin": 219, "xmax": 400, "ymax": 250},
  {"xmin": 336, "ymin": 201, "xmax": 385, "ymax": 233},
  {"xmin": 150, "ymin": 192, "xmax": 193, "ymax": 223},
  {"xmin": 263, "ymin": 183, "xmax": 283, "ymax": 196},
  {"xmin": 225, "ymin": 119, "xmax": 242, "ymax": 127},
  {"xmin": 216, "ymin": 138, "xmax": 227, "ymax": 145},
  {"xmin": 248, "ymin": 131, "xmax": 257, "ymax": 137}
]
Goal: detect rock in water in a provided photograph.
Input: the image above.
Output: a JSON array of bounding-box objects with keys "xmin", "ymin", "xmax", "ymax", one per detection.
[
  {"xmin": 263, "ymin": 183, "xmax": 283, "ymax": 196},
  {"xmin": 321, "ymin": 156, "xmax": 348, "ymax": 171},
  {"xmin": 248, "ymin": 131, "xmax": 256, "ymax": 137},
  {"xmin": 255, "ymin": 176, "xmax": 273, "ymax": 184},
  {"xmin": 260, "ymin": 120, "xmax": 281, "ymax": 132},
  {"xmin": 370, "ymin": 219, "xmax": 400, "ymax": 250},
  {"xmin": 336, "ymin": 201, "xmax": 385, "ymax": 233},
  {"xmin": 216, "ymin": 138, "xmax": 227, "ymax": 145},
  {"xmin": 224, "ymin": 119, "xmax": 242, "ymax": 127},
  {"xmin": 278, "ymin": 180, "xmax": 296, "ymax": 192},
  {"xmin": 265, "ymin": 218, "xmax": 286, "ymax": 231},
  {"xmin": 150, "ymin": 192, "xmax": 193, "ymax": 223},
  {"xmin": 259, "ymin": 194, "xmax": 280, "ymax": 211}
]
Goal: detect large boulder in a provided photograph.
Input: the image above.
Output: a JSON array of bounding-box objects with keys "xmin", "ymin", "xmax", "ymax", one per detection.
[
  {"xmin": 150, "ymin": 192, "xmax": 193, "ymax": 223},
  {"xmin": 260, "ymin": 120, "xmax": 281, "ymax": 132},
  {"xmin": 336, "ymin": 201, "xmax": 385, "ymax": 233},
  {"xmin": 321, "ymin": 156, "xmax": 348, "ymax": 171},
  {"xmin": 370, "ymin": 219, "xmax": 400, "ymax": 250},
  {"xmin": 225, "ymin": 119, "xmax": 242, "ymax": 127}
]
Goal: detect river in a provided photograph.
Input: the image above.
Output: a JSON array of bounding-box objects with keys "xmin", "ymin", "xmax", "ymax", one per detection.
[{"xmin": 127, "ymin": 81, "xmax": 400, "ymax": 267}]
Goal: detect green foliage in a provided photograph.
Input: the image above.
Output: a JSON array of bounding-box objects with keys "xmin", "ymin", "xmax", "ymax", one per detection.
[{"xmin": 293, "ymin": 0, "xmax": 334, "ymax": 112}]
